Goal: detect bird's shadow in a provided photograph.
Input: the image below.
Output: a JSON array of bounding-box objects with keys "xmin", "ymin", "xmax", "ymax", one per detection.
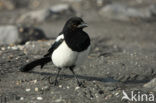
[
  {"xmin": 28, "ymin": 71, "xmax": 150, "ymax": 84},
  {"xmin": 29, "ymin": 71, "xmax": 118, "ymax": 83}
]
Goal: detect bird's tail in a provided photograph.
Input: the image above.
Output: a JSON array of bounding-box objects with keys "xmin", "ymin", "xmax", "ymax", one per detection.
[{"xmin": 19, "ymin": 57, "xmax": 51, "ymax": 72}]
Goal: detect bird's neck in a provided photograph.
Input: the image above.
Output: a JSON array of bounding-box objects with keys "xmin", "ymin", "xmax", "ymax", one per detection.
[{"xmin": 63, "ymin": 28, "xmax": 83, "ymax": 37}]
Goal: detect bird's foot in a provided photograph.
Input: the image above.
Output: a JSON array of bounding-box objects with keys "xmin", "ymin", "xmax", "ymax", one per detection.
[
  {"xmin": 48, "ymin": 78, "xmax": 59, "ymax": 86},
  {"xmin": 77, "ymin": 81, "xmax": 86, "ymax": 88},
  {"xmin": 52, "ymin": 80, "xmax": 59, "ymax": 86}
]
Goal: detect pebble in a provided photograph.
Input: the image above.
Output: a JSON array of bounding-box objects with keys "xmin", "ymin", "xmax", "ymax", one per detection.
[
  {"xmin": 67, "ymin": 86, "xmax": 70, "ymax": 89},
  {"xmin": 1, "ymin": 47, "xmax": 5, "ymax": 51},
  {"xmin": 25, "ymin": 88, "xmax": 31, "ymax": 92},
  {"xmin": 33, "ymin": 80, "xmax": 37, "ymax": 84},
  {"xmin": 115, "ymin": 92, "xmax": 119, "ymax": 96},
  {"xmin": 20, "ymin": 97, "xmax": 24, "ymax": 100},
  {"xmin": 41, "ymin": 86, "xmax": 49, "ymax": 90},
  {"xmin": 92, "ymin": 80, "xmax": 96, "ymax": 83},
  {"xmin": 37, "ymin": 96, "xmax": 43, "ymax": 100},
  {"xmin": 15, "ymin": 57, "xmax": 19, "ymax": 60},
  {"xmin": 26, "ymin": 60, "xmax": 29, "ymax": 63},
  {"xmin": 16, "ymin": 81, "xmax": 20, "ymax": 85},
  {"xmin": 59, "ymin": 85, "xmax": 62, "ymax": 88},
  {"xmin": 35, "ymin": 87, "xmax": 39, "ymax": 92},
  {"xmin": 75, "ymin": 86, "xmax": 80, "ymax": 90},
  {"xmin": 7, "ymin": 46, "xmax": 11, "ymax": 49},
  {"xmin": 17, "ymin": 45, "xmax": 24, "ymax": 50},
  {"xmin": 25, "ymin": 41, "xmax": 31, "ymax": 45},
  {"xmin": 11, "ymin": 46, "xmax": 18, "ymax": 50},
  {"xmin": 95, "ymin": 93, "xmax": 99, "ymax": 98},
  {"xmin": 55, "ymin": 97, "xmax": 63, "ymax": 102}
]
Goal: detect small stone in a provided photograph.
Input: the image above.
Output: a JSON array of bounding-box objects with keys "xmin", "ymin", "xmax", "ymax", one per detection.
[
  {"xmin": 15, "ymin": 57, "xmax": 19, "ymax": 60},
  {"xmin": 55, "ymin": 97, "xmax": 63, "ymax": 102},
  {"xmin": 11, "ymin": 46, "xmax": 18, "ymax": 50},
  {"xmin": 16, "ymin": 81, "xmax": 20, "ymax": 85},
  {"xmin": 35, "ymin": 87, "xmax": 39, "ymax": 92},
  {"xmin": 95, "ymin": 93, "xmax": 99, "ymax": 98},
  {"xmin": 37, "ymin": 97, "xmax": 43, "ymax": 100},
  {"xmin": 25, "ymin": 41, "xmax": 30, "ymax": 45},
  {"xmin": 75, "ymin": 86, "xmax": 80, "ymax": 90},
  {"xmin": 17, "ymin": 45, "xmax": 24, "ymax": 50},
  {"xmin": 20, "ymin": 97, "xmax": 24, "ymax": 100},
  {"xmin": 33, "ymin": 80, "xmax": 37, "ymax": 84},
  {"xmin": 105, "ymin": 94, "xmax": 112, "ymax": 100},
  {"xmin": 59, "ymin": 85, "xmax": 62, "ymax": 88},
  {"xmin": 25, "ymin": 88, "xmax": 31, "ymax": 92},
  {"xmin": 1, "ymin": 47, "xmax": 5, "ymax": 51},
  {"xmin": 7, "ymin": 46, "xmax": 11, "ymax": 49},
  {"xmin": 26, "ymin": 60, "xmax": 29, "ymax": 63},
  {"xmin": 115, "ymin": 92, "xmax": 119, "ymax": 96},
  {"xmin": 67, "ymin": 86, "xmax": 70, "ymax": 89},
  {"xmin": 8, "ymin": 55, "xmax": 14, "ymax": 59},
  {"xmin": 41, "ymin": 86, "xmax": 49, "ymax": 90},
  {"xmin": 93, "ymin": 80, "xmax": 96, "ymax": 83}
]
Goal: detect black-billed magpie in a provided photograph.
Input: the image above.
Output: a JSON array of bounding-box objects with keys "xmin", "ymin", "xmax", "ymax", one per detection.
[{"xmin": 20, "ymin": 17, "xmax": 91, "ymax": 86}]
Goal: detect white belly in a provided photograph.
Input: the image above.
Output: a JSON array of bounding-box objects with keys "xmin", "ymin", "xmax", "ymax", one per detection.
[{"xmin": 52, "ymin": 41, "xmax": 90, "ymax": 68}]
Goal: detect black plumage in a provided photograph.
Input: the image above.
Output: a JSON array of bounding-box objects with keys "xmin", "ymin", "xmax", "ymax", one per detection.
[{"xmin": 44, "ymin": 33, "xmax": 64, "ymax": 57}]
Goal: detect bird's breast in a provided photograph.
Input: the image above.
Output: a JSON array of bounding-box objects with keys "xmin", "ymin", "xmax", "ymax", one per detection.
[
  {"xmin": 51, "ymin": 41, "xmax": 90, "ymax": 68},
  {"xmin": 52, "ymin": 41, "xmax": 78, "ymax": 67}
]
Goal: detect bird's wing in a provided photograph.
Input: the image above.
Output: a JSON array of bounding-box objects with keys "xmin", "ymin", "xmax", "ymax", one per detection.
[{"xmin": 44, "ymin": 33, "xmax": 64, "ymax": 57}]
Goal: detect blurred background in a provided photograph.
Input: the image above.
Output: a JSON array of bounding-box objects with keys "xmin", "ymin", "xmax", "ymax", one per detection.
[
  {"xmin": 0, "ymin": 0, "xmax": 156, "ymax": 45},
  {"xmin": 1, "ymin": 1, "xmax": 156, "ymax": 102}
]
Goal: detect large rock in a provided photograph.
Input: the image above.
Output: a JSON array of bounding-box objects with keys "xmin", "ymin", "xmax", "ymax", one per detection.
[
  {"xmin": 17, "ymin": 9, "xmax": 52, "ymax": 23},
  {"xmin": 0, "ymin": 25, "xmax": 47, "ymax": 45},
  {"xmin": 0, "ymin": 25, "xmax": 19, "ymax": 44},
  {"xmin": 17, "ymin": 4, "xmax": 76, "ymax": 23},
  {"xmin": 99, "ymin": 3, "xmax": 156, "ymax": 21},
  {"xmin": 0, "ymin": 0, "xmax": 29, "ymax": 10},
  {"xmin": 0, "ymin": 0, "xmax": 15, "ymax": 10},
  {"xmin": 50, "ymin": 4, "xmax": 76, "ymax": 18}
]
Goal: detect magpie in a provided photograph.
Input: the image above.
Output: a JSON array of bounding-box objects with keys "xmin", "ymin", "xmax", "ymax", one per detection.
[{"xmin": 20, "ymin": 17, "xmax": 91, "ymax": 86}]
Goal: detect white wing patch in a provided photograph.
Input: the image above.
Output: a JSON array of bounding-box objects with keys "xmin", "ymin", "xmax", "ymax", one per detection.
[{"xmin": 56, "ymin": 34, "xmax": 64, "ymax": 42}]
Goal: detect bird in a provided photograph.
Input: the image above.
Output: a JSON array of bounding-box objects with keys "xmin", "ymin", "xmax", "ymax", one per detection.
[{"xmin": 19, "ymin": 17, "xmax": 91, "ymax": 86}]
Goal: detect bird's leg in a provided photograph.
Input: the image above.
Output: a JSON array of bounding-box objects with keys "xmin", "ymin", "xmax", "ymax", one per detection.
[
  {"xmin": 49, "ymin": 68, "xmax": 61, "ymax": 86},
  {"xmin": 69, "ymin": 66, "xmax": 82, "ymax": 86}
]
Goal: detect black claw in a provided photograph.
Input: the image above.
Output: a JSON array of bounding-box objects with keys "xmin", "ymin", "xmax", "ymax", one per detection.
[
  {"xmin": 48, "ymin": 68, "xmax": 61, "ymax": 86},
  {"xmin": 48, "ymin": 77, "xmax": 53, "ymax": 84},
  {"xmin": 49, "ymin": 78, "xmax": 59, "ymax": 86},
  {"xmin": 77, "ymin": 81, "xmax": 86, "ymax": 88},
  {"xmin": 53, "ymin": 80, "xmax": 59, "ymax": 86}
]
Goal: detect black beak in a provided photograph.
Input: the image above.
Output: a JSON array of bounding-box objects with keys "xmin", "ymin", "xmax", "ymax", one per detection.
[{"xmin": 77, "ymin": 22, "xmax": 88, "ymax": 28}]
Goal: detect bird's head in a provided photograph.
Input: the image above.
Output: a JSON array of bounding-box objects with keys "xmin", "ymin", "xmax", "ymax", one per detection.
[{"xmin": 63, "ymin": 17, "xmax": 88, "ymax": 31}]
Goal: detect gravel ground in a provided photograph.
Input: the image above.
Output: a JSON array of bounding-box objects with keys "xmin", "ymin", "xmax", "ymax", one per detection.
[{"xmin": 0, "ymin": 0, "xmax": 156, "ymax": 103}]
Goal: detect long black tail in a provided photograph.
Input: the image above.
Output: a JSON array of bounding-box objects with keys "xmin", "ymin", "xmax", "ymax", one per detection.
[{"xmin": 19, "ymin": 57, "xmax": 51, "ymax": 72}]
